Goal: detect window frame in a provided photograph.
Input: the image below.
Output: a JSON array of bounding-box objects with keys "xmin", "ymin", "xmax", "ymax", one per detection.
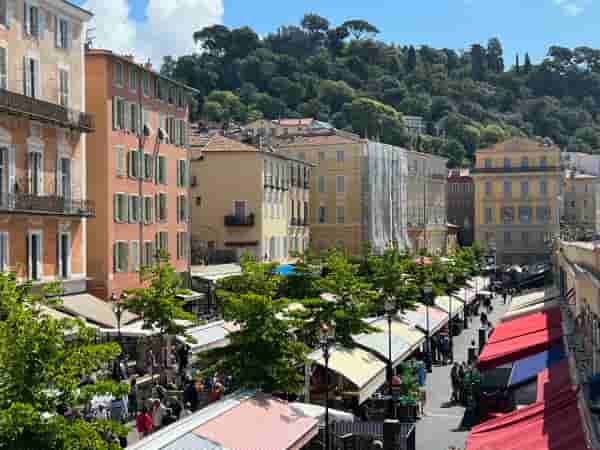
[{"xmin": 114, "ymin": 61, "xmax": 124, "ymax": 87}]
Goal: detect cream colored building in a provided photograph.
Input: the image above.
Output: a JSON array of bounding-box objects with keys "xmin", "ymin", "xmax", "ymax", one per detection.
[
  {"xmin": 406, "ymin": 151, "xmax": 448, "ymax": 254},
  {"xmin": 275, "ymin": 130, "xmax": 410, "ymax": 256},
  {"xmin": 563, "ymin": 172, "xmax": 600, "ymax": 237},
  {"xmin": 190, "ymin": 134, "xmax": 311, "ymax": 263},
  {"xmin": 473, "ymin": 138, "xmax": 562, "ymax": 265},
  {"xmin": 245, "ymin": 118, "xmax": 318, "ymax": 138}
]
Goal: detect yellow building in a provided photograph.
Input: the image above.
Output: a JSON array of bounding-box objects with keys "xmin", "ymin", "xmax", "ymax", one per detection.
[
  {"xmin": 563, "ymin": 172, "xmax": 600, "ymax": 237},
  {"xmin": 189, "ymin": 134, "xmax": 311, "ymax": 263},
  {"xmin": 473, "ymin": 138, "xmax": 562, "ymax": 265}
]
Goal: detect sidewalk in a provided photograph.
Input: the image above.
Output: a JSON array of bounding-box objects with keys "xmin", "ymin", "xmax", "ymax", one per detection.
[{"xmin": 415, "ymin": 294, "xmax": 511, "ymax": 450}]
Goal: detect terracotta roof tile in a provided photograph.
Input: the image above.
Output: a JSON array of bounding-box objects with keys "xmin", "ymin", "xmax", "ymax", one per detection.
[
  {"xmin": 275, "ymin": 132, "xmax": 362, "ymax": 147},
  {"xmin": 202, "ymin": 134, "xmax": 258, "ymax": 153}
]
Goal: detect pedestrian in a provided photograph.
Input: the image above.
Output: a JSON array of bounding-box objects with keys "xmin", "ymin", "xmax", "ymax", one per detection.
[
  {"xmin": 480, "ymin": 311, "xmax": 488, "ymax": 326},
  {"xmin": 502, "ymin": 290, "xmax": 508, "ymax": 305},
  {"xmin": 94, "ymin": 404, "xmax": 109, "ymax": 421},
  {"xmin": 180, "ymin": 402, "xmax": 192, "ymax": 419},
  {"xmin": 151, "ymin": 399, "xmax": 166, "ymax": 431},
  {"xmin": 128, "ymin": 377, "xmax": 138, "ymax": 419},
  {"xmin": 468, "ymin": 339, "xmax": 477, "ymax": 365},
  {"xmin": 136, "ymin": 406, "xmax": 153, "ymax": 438},
  {"xmin": 146, "ymin": 349, "xmax": 157, "ymax": 377},
  {"xmin": 183, "ymin": 378, "xmax": 199, "ymax": 412},
  {"xmin": 450, "ymin": 363, "xmax": 460, "ymax": 403},
  {"xmin": 458, "ymin": 363, "xmax": 466, "ymax": 404},
  {"xmin": 177, "ymin": 345, "xmax": 189, "ymax": 376},
  {"xmin": 162, "ymin": 408, "xmax": 177, "ymax": 427}
]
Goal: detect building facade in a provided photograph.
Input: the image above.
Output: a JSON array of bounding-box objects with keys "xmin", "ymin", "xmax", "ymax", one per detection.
[
  {"xmin": 0, "ymin": 0, "xmax": 93, "ymax": 294},
  {"xmin": 85, "ymin": 49, "xmax": 196, "ymax": 299},
  {"xmin": 563, "ymin": 173, "xmax": 600, "ymax": 238},
  {"xmin": 447, "ymin": 169, "xmax": 474, "ymax": 246},
  {"xmin": 404, "ymin": 115, "xmax": 427, "ymax": 136},
  {"xmin": 562, "ymin": 152, "xmax": 600, "ymax": 177},
  {"xmin": 189, "ymin": 134, "xmax": 311, "ymax": 263},
  {"xmin": 473, "ymin": 138, "xmax": 562, "ymax": 265},
  {"xmin": 406, "ymin": 151, "xmax": 448, "ymax": 255},
  {"xmin": 275, "ymin": 130, "xmax": 410, "ymax": 256}
]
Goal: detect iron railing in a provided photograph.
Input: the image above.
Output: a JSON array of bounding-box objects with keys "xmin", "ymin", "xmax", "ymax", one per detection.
[
  {"xmin": 0, "ymin": 193, "xmax": 95, "ymax": 217},
  {"xmin": 0, "ymin": 88, "xmax": 94, "ymax": 132},
  {"xmin": 224, "ymin": 213, "xmax": 255, "ymax": 226}
]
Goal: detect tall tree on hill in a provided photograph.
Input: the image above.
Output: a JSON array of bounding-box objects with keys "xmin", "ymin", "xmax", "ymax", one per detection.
[
  {"xmin": 524, "ymin": 52, "xmax": 532, "ymax": 73},
  {"xmin": 487, "ymin": 37, "xmax": 504, "ymax": 73},
  {"xmin": 341, "ymin": 19, "xmax": 380, "ymax": 40},
  {"xmin": 193, "ymin": 24, "xmax": 231, "ymax": 56},
  {"xmin": 406, "ymin": 45, "xmax": 417, "ymax": 72},
  {"xmin": 327, "ymin": 26, "xmax": 349, "ymax": 55},
  {"xmin": 515, "ymin": 53, "xmax": 520, "ymax": 73},
  {"xmin": 471, "ymin": 43, "xmax": 486, "ymax": 81},
  {"xmin": 301, "ymin": 13, "xmax": 330, "ymax": 34}
]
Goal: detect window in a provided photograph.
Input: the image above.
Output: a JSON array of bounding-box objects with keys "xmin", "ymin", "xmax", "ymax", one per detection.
[
  {"xmin": 129, "ymin": 66, "xmax": 137, "ymax": 91},
  {"xmin": 336, "ymin": 175, "xmax": 345, "ymax": 193},
  {"xmin": 114, "ymin": 242, "xmax": 128, "ymax": 273},
  {"xmin": 485, "ymin": 207, "xmax": 493, "ymax": 224},
  {"xmin": 24, "ymin": 3, "xmax": 40, "ymax": 38},
  {"xmin": 484, "ymin": 159, "xmax": 492, "ymax": 169},
  {"xmin": 537, "ymin": 206, "xmax": 551, "ymax": 223},
  {"xmin": 304, "ymin": 202, "xmax": 309, "ymax": 223},
  {"xmin": 58, "ymin": 69, "xmax": 69, "ymax": 107},
  {"xmin": 28, "ymin": 150, "xmax": 42, "ymax": 195},
  {"xmin": 129, "ymin": 195, "xmax": 141, "ymax": 223},
  {"xmin": 521, "ymin": 156, "xmax": 529, "ymax": 168},
  {"xmin": 142, "ymin": 72, "xmax": 150, "ymax": 97},
  {"xmin": 114, "ymin": 62, "xmax": 124, "ymax": 87},
  {"xmin": 130, "ymin": 241, "xmax": 139, "ymax": 272},
  {"xmin": 0, "ymin": 232, "xmax": 9, "ymax": 272},
  {"xmin": 177, "ymin": 195, "xmax": 187, "ymax": 223},
  {"xmin": 23, "ymin": 57, "xmax": 39, "ymax": 98},
  {"xmin": 0, "ymin": 47, "xmax": 7, "ymax": 90},
  {"xmin": 501, "ymin": 206, "xmax": 514, "ymax": 224},
  {"xmin": 155, "ymin": 232, "xmax": 168, "ymax": 253},
  {"xmin": 128, "ymin": 150, "xmax": 141, "ymax": 179},
  {"xmin": 114, "ymin": 193, "xmax": 128, "ymax": 223},
  {"xmin": 485, "ymin": 181, "xmax": 492, "ymax": 196},
  {"xmin": 177, "ymin": 232, "xmax": 188, "ymax": 259},
  {"xmin": 0, "ymin": 0, "xmax": 7, "ymax": 27},
  {"xmin": 336, "ymin": 150, "xmax": 345, "ymax": 162},
  {"xmin": 318, "ymin": 206, "xmax": 327, "ymax": 224},
  {"xmin": 27, "ymin": 231, "xmax": 42, "ymax": 280},
  {"xmin": 142, "ymin": 241, "xmax": 154, "ymax": 266},
  {"xmin": 177, "ymin": 160, "xmax": 187, "ymax": 187},
  {"xmin": 57, "ymin": 157, "xmax": 71, "ymax": 199},
  {"xmin": 318, "ymin": 151, "xmax": 325, "ymax": 161},
  {"xmin": 521, "ymin": 180, "xmax": 529, "ymax": 197},
  {"xmin": 504, "ymin": 231, "xmax": 512, "ymax": 246},
  {"xmin": 144, "ymin": 153, "xmax": 153, "ymax": 180},
  {"xmin": 55, "ymin": 17, "xmax": 69, "ymax": 49},
  {"xmin": 234, "ymin": 200, "xmax": 246, "ymax": 218},
  {"xmin": 318, "ymin": 176, "xmax": 325, "ymax": 193},
  {"xmin": 336, "ymin": 206, "xmax": 345, "ymax": 224},
  {"xmin": 503, "ymin": 180, "xmax": 512, "ymax": 197},
  {"xmin": 519, "ymin": 206, "xmax": 532, "ymax": 224},
  {"xmin": 112, "ymin": 97, "xmax": 126, "ymax": 130},
  {"xmin": 115, "ymin": 146, "xmax": 125, "ymax": 176},
  {"xmin": 156, "ymin": 155, "xmax": 167, "ymax": 184},
  {"xmin": 156, "ymin": 193, "xmax": 167, "ymax": 222},
  {"xmin": 143, "ymin": 196, "xmax": 153, "ymax": 224},
  {"xmin": 540, "ymin": 156, "xmax": 547, "ymax": 168},
  {"xmin": 540, "ymin": 179, "xmax": 548, "ymax": 196}
]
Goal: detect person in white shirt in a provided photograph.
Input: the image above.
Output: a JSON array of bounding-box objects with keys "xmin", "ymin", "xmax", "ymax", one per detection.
[{"xmin": 151, "ymin": 399, "xmax": 166, "ymax": 429}]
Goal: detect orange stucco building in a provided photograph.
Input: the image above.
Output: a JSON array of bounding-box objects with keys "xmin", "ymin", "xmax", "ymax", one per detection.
[
  {"xmin": 85, "ymin": 49, "xmax": 197, "ymax": 299},
  {"xmin": 0, "ymin": 0, "xmax": 94, "ymax": 294}
]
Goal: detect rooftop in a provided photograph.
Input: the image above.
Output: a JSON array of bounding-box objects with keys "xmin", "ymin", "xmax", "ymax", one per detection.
[
  {"xmin": 274, "ymin": 118, "xmax": 315, "ymax": 126},
  {"xmin": 274, "ymin": 129, "xmax": 362, "ymax": 147},
  {"xmin": 477, "ymin": 137, "xmax": 560, "ymax": 154}
]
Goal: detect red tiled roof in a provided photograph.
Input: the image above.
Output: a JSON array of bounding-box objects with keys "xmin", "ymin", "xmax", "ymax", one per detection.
[
  {"xmin": 276, "ymin": 132, "xmax": 362, "ymax": 147},
  {"xmin": 202, "ymin": 134, "xmax": 258, "ymax": 153}
]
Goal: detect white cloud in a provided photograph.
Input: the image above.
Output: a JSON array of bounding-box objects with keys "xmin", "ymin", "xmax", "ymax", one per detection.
[
  {"xmin": 554, "ymin": 0, "xmax": 586, "ymax": 16},
  {"xmin": 82, "ymin": 0, "xmax": 224, "ymax": 66}
]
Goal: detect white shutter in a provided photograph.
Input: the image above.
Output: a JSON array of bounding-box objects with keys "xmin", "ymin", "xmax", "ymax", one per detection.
[
  {"xmin": 33, "ymin": 58, "xmax": 39, "ymax": 99},
  {"xmin": 23, "ymin": 56, "xmax": 31, "ymax": 96},
  {"xmin": 37, "ymin": 7, "xmax": 44, "ymax": 40},
  {"xmin": 37, "ymin": 232, "xmax": 42, "ymax": 278},
  {"xmin": 113, "ymin": 194, "xmax": 118, "ymax": 222},
  {"xmin": 23, "ymin": 2, "xmax": 29, "ymax": 36},
  {"xmin": 113, "ymin": 243, "xmax": 119, "ymax": 272},
  {"xmin": 54, "ymin": 15, "xmax": 59, "ymax": 47},
  {"xmin": 112, "ymin": 97, "xmax": 119, "ymax": 130},
  {"xmin": 130, "ymin": 241, "xmax": 138, "ymax": 272},
  {"xmin": 123, "ymin": 194, "xmax": 129, "ymax": 222},
  {"xmin": 57, "ymin": 232, "xmax": 62, "ymax": 277},
  {"xmin": 55, "ymin": 154, "xmax": 61, "ymax": 196}
]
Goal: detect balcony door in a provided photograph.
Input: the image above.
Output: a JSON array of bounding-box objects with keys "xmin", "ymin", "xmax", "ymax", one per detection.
[
  {"xmin": 234, "ymin": 200, "xmax": 246, "ymax": 219},
  {"xmin": 0, "ymin": 146, "xmax": 14, "ymax": 207},
  {"xmin": 57, "ymin": 232, "xmax": 70, "ymax": 279},
  {"xmin": 57, "ymin": 157, "xmax": 71, "ymax": 199},
  {"xmin": 28, "ymin": 231, "xmax": 42, "ymax": 281},
  {"xmin": 28, "ymin": 150, "xmax": 43, "ymax": 195}
]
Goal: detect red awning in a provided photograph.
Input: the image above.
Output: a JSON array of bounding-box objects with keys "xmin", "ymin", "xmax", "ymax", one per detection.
[
  {"xmin": 478, "ymin": 327, "xmax": 563, "ymax": 370},
  {"xmin": 488, "ymin": 307, "xmax": 562, "ymax": 344},
  {"xmin": 466, "ymin": 386, "xmax": 589, "ymax": 450}
]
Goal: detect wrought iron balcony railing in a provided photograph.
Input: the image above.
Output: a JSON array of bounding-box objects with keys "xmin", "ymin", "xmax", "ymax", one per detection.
[
  {"xmin": 0, "ymin": 193, "xmax": 95, "ymax": 217},
  {"xmin": 224, "ymin": 213, "xmax": 255, "ymax": 226},
  {"xmin": 0, "ymin": 88, "xmax": 94, "ymax": 132}
]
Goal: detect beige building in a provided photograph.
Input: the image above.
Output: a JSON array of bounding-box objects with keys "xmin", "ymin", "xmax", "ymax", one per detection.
[
  {"xmin": 473, "ymin": 138, "xmax": 562, "ymax": 265},
  {"xmin": 406, "ymin": 151, "xmax": 448, "ymax": 254},
  {"xmin": 190, "ymin": 134, "xmax": 311, "ymax": 263},
  {"xmin": 0, "ymin": 0, "xmax": 94, "ymax": 293},
  {"xmin": 275, "ymin": 130, "xmax": 410, "ymax": 256},
  {"xmin": 563, "ymin": 172, "xmax": 600, "ymax": 238},
  {"xmin": 245, "ymin": 118, "xmax": 318, "ymax": 138}
]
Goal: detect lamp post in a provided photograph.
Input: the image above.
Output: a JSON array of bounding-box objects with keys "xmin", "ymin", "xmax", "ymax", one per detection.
[
  {"xmin": 384, "ymin": 298, "xmax": 397, "ymax": 418},
  {"xmin": 446, "ymin": 273, "xmax": 455, "ymax": 363},
  {"xmin": 423, "ymin": 283, "xmax": 433, "ymax": 373},
  {"xmin": 112, "ymin": 294, "xmax": 125, "ymax": 345},
  {"xmin": 463, "ymin": 272, "xmax": 469, "ymax": 330},
  {"xmin": 320, "ymin": 322, "xmax": 335, "ymax": 450}
]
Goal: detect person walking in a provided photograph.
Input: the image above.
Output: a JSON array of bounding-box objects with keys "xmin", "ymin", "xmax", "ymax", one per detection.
[
  {"xmin": 468, "ymin": 339, "xmax": 478, "ymax": 365},
  {"xmin": 136, "ymin": 407, "xmax": 153, "ymax": 438},
  {"xmin": 128, "ymin": 377, "xmax": 138, "ymax": 420},
  {"xmin": 151, "ymin": 399, "xmax": 166, "ymax": 431},
  {"xmin": 458, "ymin": 363, "xmax": 467, "ymax": 405},
  {"xmin": 502, "ymin": 289, "xmax": 508, "ymax": 305},
  {"xmin": 450, "ymin": 363, "xmax": 460, "ymax": 403}
]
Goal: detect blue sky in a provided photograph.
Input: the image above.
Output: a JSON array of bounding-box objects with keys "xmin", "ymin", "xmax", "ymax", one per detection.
[{"xmin": 75, "ymin": 0, "xmax": 599, "ymax": 67}]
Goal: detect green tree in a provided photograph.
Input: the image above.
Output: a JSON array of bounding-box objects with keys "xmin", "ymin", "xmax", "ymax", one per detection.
[
  {"xmin": 319, "ymin": 79, "xmax": 356, "ymax": 111},
  {"xmin": 487, "ymin": 37, "xmax": 504, "ymax": 73},
  {"xmin": 193, "ymin": 24, "xmax": 231, "ymax": 56},
  {"xmin": 524, "ymin": 52, "xmax": 532, "ymax": 73},
  {"xmin": 471, "ymin": 43, "xmax": 486, "ymax": 81},
  {"xmin": 0, "ymin": 273, "xmax": 127, "ymax": 450},
  {"xmin": 341, "ymin": 19, "xmax": 380, "ymax": 40},
  {"xmin": 368, "ymin": 249, "xmax": 419, "ymax": 314},
  {"xmin": 343, "ymin": 97, "xmax": 406, "ymax": 144},
  {"xmin": 301, "ymin": 13, "xmax": 330, "ymax": 34},
  {"xmin": 481, "ymin": 124, "xmax": 506, "ymax": 146}
]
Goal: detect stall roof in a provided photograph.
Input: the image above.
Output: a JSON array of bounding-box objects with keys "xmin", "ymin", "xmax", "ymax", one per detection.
[
  {"xmin": 354, "ymin": 329, "xmax": 410, "ymax": 367},
  {"xmin": 179, "ymin": 321, "xmax": 236, "ymax": 354},
  {"xmin": 308, "ymin": 346, "xmax": 387, "ymax": 405},
  {"xmin": 434, "ymin": 296, "xmax": 465, "ymax": 316},
  {"xmin": 289, "ymin": 402, "xmax": 355, "ymax": 425},
  {"xmin": 372, "ymin": 319, "xmax": 425, "ymax": 351},
  {"xmin": 487, "ymin": 307, "xmax": 562, "ymax": 345},
  {"xmin": 191, "ymin": 264, "xmax": 242, "ymax": 282},
  {"xmin": 508, "ymin": 344, "xmax": 566, "ymax": 387},
  {"xmin": 59, "ymin": 294, "xmax": 138, "ymax": 329},
  {"xmin": 99, "ymin": 319, "xmax": 194, "ymax": 338},
  {"xmin": 177, "ymin": 290, "xmax": 205, "ymax": 301},
  {"xmin": 466, "ymin": 386, "xmax": 589, "ymax": 450},
  {"xmin": 399, "ymin": 304, "xmax": 448, "ymax": 334}
]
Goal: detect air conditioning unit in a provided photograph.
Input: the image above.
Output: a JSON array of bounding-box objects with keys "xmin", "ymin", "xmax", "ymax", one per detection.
[{"xmin": 158, "ymin": 127, "xmax": 169, "ymax": 143}]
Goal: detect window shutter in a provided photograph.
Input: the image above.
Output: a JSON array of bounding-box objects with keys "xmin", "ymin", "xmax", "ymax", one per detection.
[
  {"xmin": 123, "ymin": 194, "xmax": 129, "ymax": 222},
  {"xmin": 124, "ymin": 102, "xmax": 131, "ymax": 131},
  {"xmin": 176, "ymin": 196, "xmax": 180, "ymax": 223},
  {"xmin": 113, "ymin": 194, "xmax": 119, "ymax": 222},
  {"xmin": 176, "ymin": 160, "xmax": 181, "ymax": 187},
  {"xmin": 55, "ymin": 154, "xmax": 61, "ymax": 196},
  {"xmin": 54, "ymin": 15, "xmax": 59, "ymax": 47},
  {"xmin": 7, "ymin": 145, "xmax": 14, "ymax": 195},
  {"xmin": 37, "ymin": 7, "xmax": 44, "ymax": 40},
  {"xmin": 23, "ymin": 56, "xmax": 31, "ymax": 96},
  {"xmin": 23, "ymin": 2, "xmax": 29, "ymax": 36},
  {"xmin": 128, "ymin": 195, "xmax": 133, "ymax": 223},
  {"xmin": 112, "ymin": 97, "xmax": 119, "ymax": 130}
]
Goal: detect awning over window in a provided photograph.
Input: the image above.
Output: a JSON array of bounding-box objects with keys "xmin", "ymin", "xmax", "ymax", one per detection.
[
  {"xmin": 399, "ymin": 304, "xmax": 448, "ymax": 335},
  {"xmin": 308, "ymin": 346, "xmax": 387, "ymax": 405},
  {"xmin": 508, "ymin": 344, "xmax": 566, "ymax": 387}
]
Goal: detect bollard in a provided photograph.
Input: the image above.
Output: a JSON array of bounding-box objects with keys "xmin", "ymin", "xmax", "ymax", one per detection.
[{"xmin": 478, "ymin": 327, "xmax": 487, "ymax": 354}]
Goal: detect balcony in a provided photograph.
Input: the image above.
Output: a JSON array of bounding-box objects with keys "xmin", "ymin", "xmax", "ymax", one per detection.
[
  {"xmin": 290, "ymin": 217, "xmax": 309, "ymax": 227},
  {"xmin": 224, "ymin": 213, "xmax": 255, "ymax": 227},
  {"xmin": 472, "ymin": 166, "xmax": 560, "ymax": 174},
  {"xmin": 0, "ymin": 193, "xmax": 95, "ymax": 217},
  {"xmin": 0, "ymin": 89, "xmax": 94, "ymax": 133}
]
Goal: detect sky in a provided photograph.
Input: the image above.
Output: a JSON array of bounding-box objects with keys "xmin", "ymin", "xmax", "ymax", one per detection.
[{"xmin": 73, "ymin": 0, "xmax": 600, "ymax": 68}]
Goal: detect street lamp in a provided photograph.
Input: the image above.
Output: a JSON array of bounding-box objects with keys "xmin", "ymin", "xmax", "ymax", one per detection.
[
  {"xmin": 112, "ymin": 293, "xmax": 125, "ymax": 345},
  {"xmin": 446, "ymin": 273, "xmax": 455, "ymax": 363},
  {"xmin": 384, "ymin": 298, "xmax": 397, "ymax": 418},
  {"xmin": 320, "ymin": 322, "xmax": 335, "ymax": 450},
  {"xmin": 423, "ymin": 283, "xmax": 434, "ymax": 373}
]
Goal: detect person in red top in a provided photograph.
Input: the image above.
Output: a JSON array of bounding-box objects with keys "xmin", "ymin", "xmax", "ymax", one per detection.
[{"xmin": 136, "ymin": 406, "xmax": 153, "ymax": 438}]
